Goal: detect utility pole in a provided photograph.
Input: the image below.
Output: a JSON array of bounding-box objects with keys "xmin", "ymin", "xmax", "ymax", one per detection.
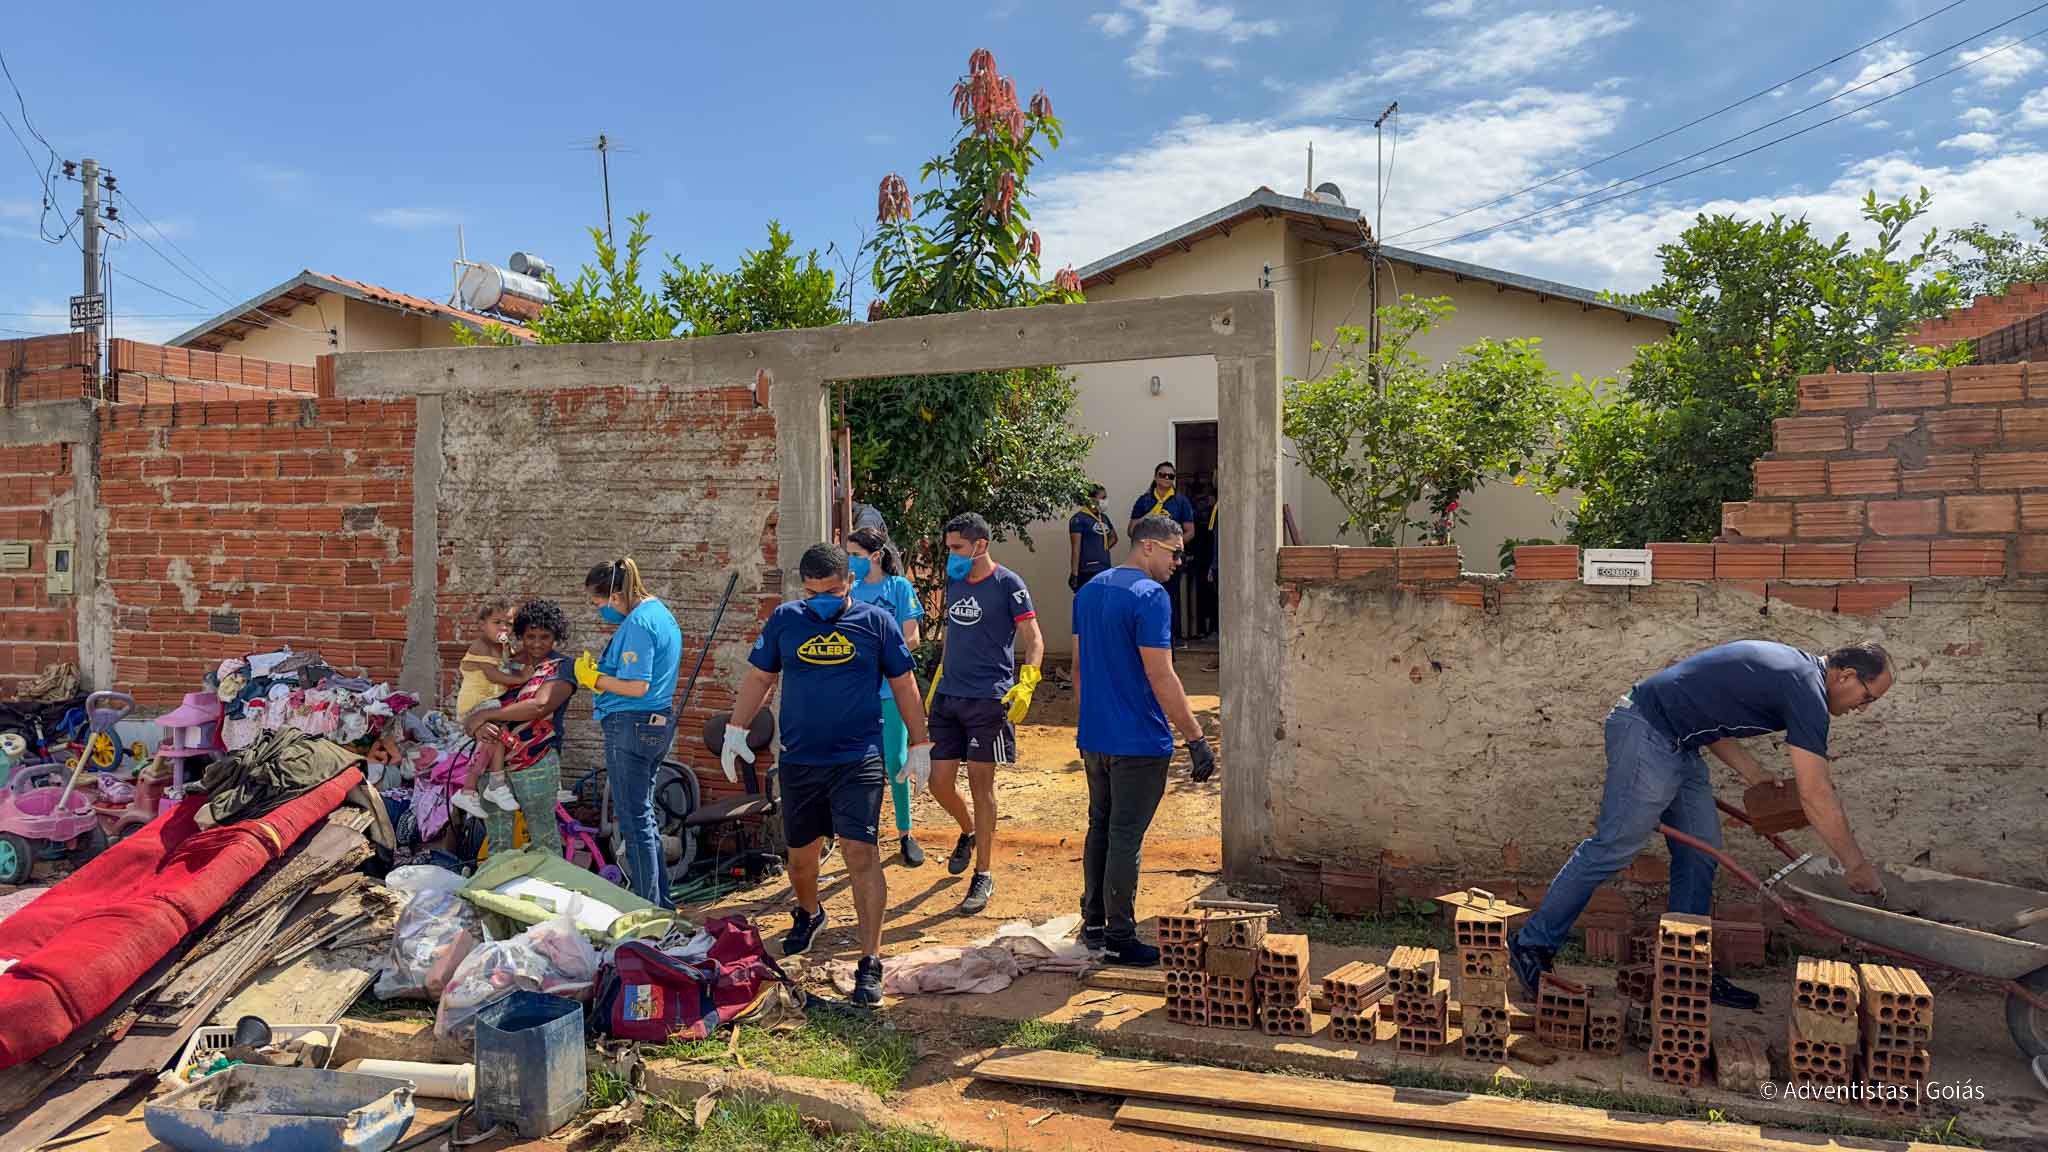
[
  {"xmin": 596, "ymin": 134, "xmax": 613, "ymax": 247},
  {"xmin": 1367, "ymin": 102, "xmax": 1398, "ymax": 390},
  {"xmin": 80, "ymin": 158, "xmax": 103, "ymax": 391}
]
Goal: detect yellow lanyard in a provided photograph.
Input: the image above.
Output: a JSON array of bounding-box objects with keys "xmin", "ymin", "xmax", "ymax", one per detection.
[
  {"xmin": 1148, "ymin": 487, "xmax": 1176, "ymax": 517},
  {"xmin": 1208, "ymin": 503, "xmax": 1219, "ymax": 530},
  {"xmin": 1078, "ymin": 506, "xmax": 1105, "ymax": 528}
]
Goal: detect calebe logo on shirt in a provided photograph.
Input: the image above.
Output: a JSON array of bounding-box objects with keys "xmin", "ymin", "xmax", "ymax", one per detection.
[
  {"xmin": 796, "ymin": 631, "xmax": 856, "ymax": 665},
  {"xmin": 948, "ymin": 597, "xmax": 983, "ymax": 626}
]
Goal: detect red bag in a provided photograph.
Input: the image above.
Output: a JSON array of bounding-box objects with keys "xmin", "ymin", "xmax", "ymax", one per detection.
[{"xmin": 595, "ymin": 916, "xmax": 790, "ymax": 1042}]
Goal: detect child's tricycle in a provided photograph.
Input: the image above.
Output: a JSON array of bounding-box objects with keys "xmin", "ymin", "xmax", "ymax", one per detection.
[{"xmin": 0, "ymin": 691, "xmax": 132, "ymax": 883}]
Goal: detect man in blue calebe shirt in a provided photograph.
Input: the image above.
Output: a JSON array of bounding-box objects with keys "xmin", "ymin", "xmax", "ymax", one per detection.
[
  {"xmin": 925, "ymin": 512, "xmax": 1045, "ymax": 917},
  {"xmin": 1073, "ymin": 514, "xmax": 1214, "ymax": 966},
  {"xmin": 722, "ymin": 543, "xmax": 933, "ymax": 1006},
  {"xmin": 1511, "ymin": 640, "xmax": 1893, "ymax": 1011}
]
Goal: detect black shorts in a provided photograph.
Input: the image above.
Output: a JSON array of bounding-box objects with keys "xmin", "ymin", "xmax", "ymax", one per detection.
[
  {"xmin": 929, "ymin": 694, "xmax": 1014, "ymax": 764},
  {"xmin": 781, "ymin": 756, "xmax": 886, "ymax": 848}
]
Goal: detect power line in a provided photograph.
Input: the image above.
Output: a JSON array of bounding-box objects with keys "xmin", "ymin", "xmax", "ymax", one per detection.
[
  {"xmin": 116, "ymin": 189, "xmax": 236, "ymax": 302},
  {"xmin": 1409, "ymin": 23, "xmax": 2048, "ymax": 254},
  {"xmin": 112, "ymin": 266, "xmax": 215, "ymax": 313},
  {"xmin": 0, "ymin": 46, "xmax": 74, "ymax": 248},
  {"xmin": 1380, "ymin": 0, "xmax": 1975, "ymax": 243}
]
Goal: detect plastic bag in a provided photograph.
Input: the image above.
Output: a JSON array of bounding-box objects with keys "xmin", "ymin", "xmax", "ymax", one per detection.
[
  {"xmin": 435, "ymin": 912, "xmax": 601, "ymax": 1044},
  {"xmin": 375, "ymin": 865, "xmax": 481, "ymax": 1002}
]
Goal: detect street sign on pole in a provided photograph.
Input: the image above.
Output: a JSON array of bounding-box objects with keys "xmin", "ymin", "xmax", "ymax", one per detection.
[{"xmin": 69, "ymin": 294, "xmax": 105, "ymax": 329}]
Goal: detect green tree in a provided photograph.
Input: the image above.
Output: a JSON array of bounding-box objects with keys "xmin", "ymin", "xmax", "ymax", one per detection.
[
  {"xmin": 854, "ymin": 48, "xmax": 1093, "ymax": 589},
  {"xmin": 1285, "ymin": 296, "xmax": 1562, "ymax": 546},
  {"xmin": 662, "ymin": 221, "xmax": 841, "ymax": 336},
  {"xmin": 453, "ymin": 212, "xmax": 678, "ymax": 346},
  {"xmin": 1936, "ymin": 212, "xmax": 2048, "ymax": 299},
  {"xmin": 1544, "ymin": 190, "xmax": 1968, "ymax": 546}
]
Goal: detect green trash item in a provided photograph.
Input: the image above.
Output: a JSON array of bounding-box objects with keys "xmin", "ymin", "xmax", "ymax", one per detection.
[{"xmin": 461, "ymin": 850, "xmax": 679, "ymax": 943}]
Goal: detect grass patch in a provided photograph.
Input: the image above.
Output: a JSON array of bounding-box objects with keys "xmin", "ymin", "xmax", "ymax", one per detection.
[
  {"xmin": 648, "ymin": 1012, "xmax": 916, "ymax": 1098},
  {"xmin": 625, "ymin": 1097, "xmax": 974, "ymax": 1152},
  {"xmin": 1286, "ymin": 900, "xmax": 1450, "ymax": 951},
  {"xmin": 341, "ymin": 991, "xmax": 432, "ymax": 1022},
  {"xmin": 996, "ymin": 1019, "xmax": 1101, "ymax": 1055}
]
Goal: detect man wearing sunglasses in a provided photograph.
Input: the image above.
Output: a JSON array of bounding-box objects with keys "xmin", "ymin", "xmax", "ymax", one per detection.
[
  {"xmin": 1511, "ymin": 640, "xmax": 1893, "ymax": 1012},
  {"xmin": 1128, "ymin": 462, "xmax": 1196, "ymax": 647},
  {"xmin": 1072, "ymin": 514, "xmax": 1214, "ymax": 965}
]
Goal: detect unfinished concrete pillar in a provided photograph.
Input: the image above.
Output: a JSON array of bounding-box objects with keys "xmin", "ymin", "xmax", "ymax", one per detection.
[
  {"xmin": 769, "ymin": 373, "xmax": 831, "ymax": 593},
  {"xmin": 1217, "ymin": 352, "xmax": 1281, "ymax": 882}
]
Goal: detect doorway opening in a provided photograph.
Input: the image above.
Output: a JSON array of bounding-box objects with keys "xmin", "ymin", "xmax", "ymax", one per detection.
[{"xmin": 1170, "ymin": 419, "xmax": 1218, "ymax": 649}]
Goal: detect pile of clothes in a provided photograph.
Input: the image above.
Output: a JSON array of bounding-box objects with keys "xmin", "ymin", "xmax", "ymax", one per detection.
[{"xmin": 209, "ymin": 649, "xmax": 419, "ymax": 752}]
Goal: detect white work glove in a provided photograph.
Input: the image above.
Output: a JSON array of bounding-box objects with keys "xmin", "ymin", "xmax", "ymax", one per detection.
[
  {"xmin": 901, "ymin": 741, "xmax": 934, "ymax": 791},
  {"xmin": 720, "ymin": 720, "xmax": 756, "ymax": 784}
]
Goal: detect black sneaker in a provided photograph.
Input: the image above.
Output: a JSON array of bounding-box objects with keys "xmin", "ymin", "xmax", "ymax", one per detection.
[
  {"xmin": 782, "ymin": 905, "xmax": 827, "ymax": 957},
  {"xmin": 1081, "ymin": 923, "xmax": 1106, "ymax": 952},
  {"xmin": 959, "ymin": 872, "xmax": 994, "ymax": 914},
  {"xmin": 900, "ymin": 835, "xmax": 925, "ymax": 868},
  {"xmin": 1103, "ymin": 937, "xmax": 1160, "ymax": 968},
  {"xmin": 1711, "ymin": 973, "xmax": 1761, "ymax": 1011},
  {"xmin": 946, "ymin": 832, "xmax": 975, "ymax": 876},
  {"xmin": 1509, "ymin": 937, "xmax": 1555, "ymax": 999},
  {"xmin": 852, "ymin": 955, "xmax": 884, "ymax": 1006}
]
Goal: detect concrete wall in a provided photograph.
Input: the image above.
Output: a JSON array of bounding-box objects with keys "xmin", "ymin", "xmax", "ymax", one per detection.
[
  {"xmin": 0, "ymin": 420, "xmax": 86, "ymax": 693},
  {"xmin": 1264, "ymin": 571, "xmax": 2048, "ymax": 894}
]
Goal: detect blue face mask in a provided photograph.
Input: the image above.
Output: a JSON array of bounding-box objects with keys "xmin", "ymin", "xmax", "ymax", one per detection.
[
  {"xmin": 946, "ymin": 554, "xmax": 974, "ymax": 580},
  {"xmin": 597, "ymin": 605, "xmax": 626, "ymax": 625},
  {"xmin": 806, "ymin": 594, "xmax": 845, "ymax": 618},
  {"xmin": 848, "ymin": 555, "xmax": 872, "ymax": 581}
]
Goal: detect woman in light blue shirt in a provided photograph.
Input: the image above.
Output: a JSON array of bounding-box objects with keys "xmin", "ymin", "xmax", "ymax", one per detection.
[
  {"xmin": 846, "ymin": 526, "xmax": 925, "ymax": 866},
  {"xmin": 576, "ymin": 557, "xmax": 683, "ymax": 909}
]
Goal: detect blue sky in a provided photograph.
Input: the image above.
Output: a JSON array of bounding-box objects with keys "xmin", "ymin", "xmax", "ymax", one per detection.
[{"xmin": 5, "ymin": 1, "xmax": 2047, "ymax": 343}]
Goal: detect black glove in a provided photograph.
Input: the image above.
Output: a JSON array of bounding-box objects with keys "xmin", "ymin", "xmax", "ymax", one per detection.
[
  {"xmin": 1068, "ymin": 574, "xmax": 1082, "ymax": 591},
  {"xmin": 1187, "ymin": 738, "xmax": 1216, "ymax": 783}
]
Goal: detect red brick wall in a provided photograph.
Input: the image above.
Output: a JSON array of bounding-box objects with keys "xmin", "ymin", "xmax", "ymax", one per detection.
[
  {"xmin": 0, "ymin": 442, "xmax": 76, "ymax": 693},
  {"xmin": 2, "ymin": 334, "xmax": 91, "ymax": 406},
  {"xmin": 96, "ymin": 397, "xmax": 416, "ymax": 706}
]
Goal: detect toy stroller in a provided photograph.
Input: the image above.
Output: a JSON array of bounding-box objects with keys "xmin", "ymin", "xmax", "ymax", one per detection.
[{"xmin": 0, "ymin": 691, "xmax": 133, "ymax": 883}]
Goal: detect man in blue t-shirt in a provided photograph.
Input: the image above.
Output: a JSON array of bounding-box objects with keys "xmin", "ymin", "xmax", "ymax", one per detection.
[
  {"xmin": 1128, "ymin": 462, "xmax": 1195, "ymax": 647},
  {"xmin": 926, "ymin": 511, "xmax": 1044, "ymax": 916},
  {"xmin": 1073, "ymin": 514, "xmax": 1214, "ymax": 966},
  {"xmin": 1512, "ymin": 640, "xmax": 1893, "ymax": 1011},
  {"xmin": 724, "ymin": 543, "xmax": 931, "ymax": 1006},
  {"xmin": 1068, "ymin": 483, "xmax": 1118, "ymax": 593}
]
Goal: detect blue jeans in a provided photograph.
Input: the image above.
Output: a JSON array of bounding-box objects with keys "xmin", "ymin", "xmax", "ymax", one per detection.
[
  {"xmin": 1516, "ymin": 699, "xmax": 1721, "ymax": 953},
  {"xmin": 603, "ymin": 710, "xmax": 675, "ymax": 910}
]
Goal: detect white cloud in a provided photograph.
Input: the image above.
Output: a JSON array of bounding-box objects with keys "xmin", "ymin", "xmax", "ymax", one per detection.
[
  {"xmin": 1200, "ymin": 55, "xmax": 1238, "ymax": 72},
  {"xmin": 1958, "ymin": 105, "xmax": 2001, "ymax": 130},
  {"xmin": 1422, "ymin": 0, "xmax": 1476, "ymax": 16},
  {"xmin": 1939, "ymin": 131, "xmax": 2000, "ymax": 152},
  {"xmin": 1810, "ymin": 45, "xmax": 1916, "ymax": 100},
  {"xmin": 1958, "ymin": 39, "xmax": 2045, "ymax": 90},
  {"xmin": 370, "ymin": 208, "xmax": 454, "ymax": 230},
  {"xmin": 1299, "ymin": 8, "xmax": 1633, "ymax": 110},
  {"xmin": 1091, "ymin": 0, "xmax": 1279, "ymax": 78},
  {"xmin": 1034, "ymin": 88, "xmax": 1629, "ymax": 270},
  {"xmin": 2023, "ymin": 86, "xmax": 2048, "ymax": 127}
]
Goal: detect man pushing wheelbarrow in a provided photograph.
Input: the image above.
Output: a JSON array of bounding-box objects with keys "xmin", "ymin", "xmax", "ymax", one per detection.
[{"xmin": 1510, "ymin": 639, "xmax": 1894, "ymax": 1011}]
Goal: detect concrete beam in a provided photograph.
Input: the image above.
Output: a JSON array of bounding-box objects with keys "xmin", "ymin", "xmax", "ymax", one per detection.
[
  {"xmin": 332, "ymin": 292, "xmax": 1276, "ymax": 396},
  {"xmin": 1218, "ymin": 352, "xmax": 1281, "ymax": 882},
  {"xmin": 399, "ymin": 394, "xmax": 444, "ymax": 701},
  {"xmin": 770, "ymin": 375, "xmax": 831, "ymax": 594},
  {"xmin": 0, "ymin": 399, "xmax": 93, "ymax": 445}
]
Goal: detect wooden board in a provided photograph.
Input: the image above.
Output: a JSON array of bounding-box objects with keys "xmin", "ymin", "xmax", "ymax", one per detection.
[
  {"xmin": 974, "ymin": 1048, "xmax": 1946, "ymax": 1152},
  {"xmin": 215, "ymin": 942, "xmax": 379, "ymax": 1026},
  {"xmin": 1116, "ymin": 1100, "xmax": 1579, "ymax": 1152}
]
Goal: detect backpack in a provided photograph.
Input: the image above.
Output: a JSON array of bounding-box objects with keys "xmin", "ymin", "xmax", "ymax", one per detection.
[{"xmin": 593, "ymin": 916, "xmax": 790, "ymax": 1042}]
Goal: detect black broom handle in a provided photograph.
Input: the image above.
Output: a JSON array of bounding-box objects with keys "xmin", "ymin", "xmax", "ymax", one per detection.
[{"xmin": 676, "ymin": 572, "xmax": 741, "ymax": 717}]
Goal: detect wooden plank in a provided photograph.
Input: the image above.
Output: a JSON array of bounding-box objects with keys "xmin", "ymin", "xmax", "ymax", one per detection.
[
  {"xmin": 1116, "ymin": 1100, "xmax": 1579, "ymax": 1152},
  {"xmin": 215, "ymin": 942, "xmax": 378, "ymax": 1026},
  {"xmin": 973, "ymin": 1048, "xmax": 1946, "ymax": 1152}
]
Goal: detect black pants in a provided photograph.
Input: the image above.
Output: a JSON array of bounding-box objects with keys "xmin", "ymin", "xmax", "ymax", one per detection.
[
  {"xmin": 1165, "ymin": 571, "xmax": 1184, "ymax": 643},
  {"xmin": 1080, "ymin": 751, "xmax": 1170, "ymax": 942}
]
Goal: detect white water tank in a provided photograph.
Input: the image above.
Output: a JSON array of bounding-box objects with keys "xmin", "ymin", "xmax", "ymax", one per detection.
[{"xmin": 458, "ymin": 263, "xmax": 552, "ymax": 313}]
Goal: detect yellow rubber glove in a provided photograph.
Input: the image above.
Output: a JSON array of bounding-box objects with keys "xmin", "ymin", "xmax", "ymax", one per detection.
[
  {"xmin": 574, "ymin": 651, "xmax": 602, "ymax": 692},
  {"xmin": 924, "ymin": 663, "xmax": 943, "ymax": 712},
  {"xmin": 1002, "ymin": 665, "xmax": 1042, "ymax": 725}
]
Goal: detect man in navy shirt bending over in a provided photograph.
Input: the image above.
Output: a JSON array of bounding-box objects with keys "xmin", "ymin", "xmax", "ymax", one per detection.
[
  {"xmin": 1073, "ymin": 514, "xmax": 1215, "ymax": 966},
  {"xmin": 1511, "ymin": 640, "xmax": 1893, "ymax": 1010},
  {"xmin": 723, "ymin": 543, "xmax": 932, "ymax": 1006}
]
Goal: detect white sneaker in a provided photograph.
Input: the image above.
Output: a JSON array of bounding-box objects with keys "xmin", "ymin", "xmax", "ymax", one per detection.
[
  {"xmin": 450, "ymin": 789, "xmax": 486, "ymax": 818},
  {"xmin": 482, "ymin": 777, "xmax": 518, "ymax": 812}
]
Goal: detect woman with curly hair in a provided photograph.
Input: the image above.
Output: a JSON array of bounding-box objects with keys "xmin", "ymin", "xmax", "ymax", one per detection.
[{"xmin": 462, "ymin": 599, "xmax": 580, "ymax": 857}]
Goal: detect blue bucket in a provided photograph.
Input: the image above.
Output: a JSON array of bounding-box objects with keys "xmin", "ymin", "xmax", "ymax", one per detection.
[{"xmin": 473, "ymin": 991, "xmax": 586, "ymax": 1138}]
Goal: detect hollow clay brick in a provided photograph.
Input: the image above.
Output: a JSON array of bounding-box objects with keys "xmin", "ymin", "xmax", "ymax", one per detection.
[
  {"xmin": 1754, "ymin": 459, "xmax": 1826, "ymax": 497},
  {"xmin": 1774, "ymin": 415, "xmax": 1848, "ymax": 454},
  {"xmin": 1948, "ymin": 363, "xmax": 2026, "ymax": 405},
  {"xmin": 1783, "ymin": 543, "xmax": 1857, "ymax": 580},
  {"xmin": 1648, "ymin": 542, "xmax": 1715, "ymax": 580},
  {"xmin": 1837, "ymin": 582, "xmax": 1910, "ymax": 616},
  {"xmin": 1798, "ymin": 374, "xmax": 1872, "ymax": 412},
  {"xmin": 1852, "ymin": 413, "xmax": 1923, "ymax": 452},
  {"xmin": 1829, "ymin": 458, "xmax": 1900, "ymax": 496},
  {"xmin": 1929, "ymin": 537, "xmax": 2008, "ymax": 578},
  {"xmin": 1899, "ymin": 453, "xmax": 1977, "ymax": 494},
  {"xmin": 1945, "ymin": 493, "xmax": 2019, "ymax": 534},
  {"xmin": 1856, "ymin": 540, "xmax": 1930, "ymax": 579},
  {"xmin": 1723, "ymin": 501, "xmax": 1794, "ymax": 539},
  {"xmin": 1791, "ymin": 501, "xmax": 1862, "ymax": 539},
  {"xmin": 1926, "ymin": 408, "xmax": 2001, "ymax": 449},
  {"xmin": 1872, "ymin": 371, "xmax": 1947, "ymax": 409},
  {"xmin": 1714, "ymin": 544, "xmax": 1784, "ymax": 580},
  {"xmin": 1741, "ymin": 778, "xmax": 1808, "ymax": 833}
]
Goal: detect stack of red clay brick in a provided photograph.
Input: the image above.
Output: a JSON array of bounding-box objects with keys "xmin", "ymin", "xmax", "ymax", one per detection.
[
  {"xmin": 1455, "ymin": 904, "xmax": 1513, "ymax": 1061},
  {"xmin": 1159, "ymin": 906, "xmax": 1277, "ymax": 1032},
  {"xmin": 1389, "ymin": 946, "xmax": 1448, "ymax": 1054},
  {"xmin": 1255, "ymin": 933, "xmax": 1313, "ymax": 1036},
  {"xmin": 1617, "ymin": 956, "xmax": 1655, "ymax": 1049},
  {"xmin": 1860, "ymin": 962, "xmax": 1934, "ymax": 1117},
  {"xmin": 1160, "ymin": 910, "xmax": 1210, "ymax": 1026},
  {"xmin": 1536, "ymin": 973, "xmax": 1589, "ymax": 1051},
  {"xmin": 1649, "ymin": 913, "xmax": 1713, "ymax": 1085},
  {"xmin": 1790, "ymin": 956, "xmax": 1859, "ymax": 1090},
  {"xmin": 1323, "ymin": 960, "xmax": 1386, "ymax": 1045}
]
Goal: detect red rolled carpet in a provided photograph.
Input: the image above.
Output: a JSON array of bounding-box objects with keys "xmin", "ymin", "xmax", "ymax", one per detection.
[{"xmin": 0, "ymin": 767, "xmax": 359, "ymax": 1069}]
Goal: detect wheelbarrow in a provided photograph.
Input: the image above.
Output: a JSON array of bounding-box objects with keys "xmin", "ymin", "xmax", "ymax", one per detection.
[
  {"xmin": 1660, "ymin": 797, "xmax": 2048, "ymax": 1056},
  {"xmin": 0, "ymin": 691, "xmax": 132, "ymax": 884}
]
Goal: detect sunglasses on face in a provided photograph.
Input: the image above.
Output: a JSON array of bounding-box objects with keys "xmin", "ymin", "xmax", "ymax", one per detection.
[{"xmin": 1157, "ymin": 472, "xmax": 1175, "ymax": 481}]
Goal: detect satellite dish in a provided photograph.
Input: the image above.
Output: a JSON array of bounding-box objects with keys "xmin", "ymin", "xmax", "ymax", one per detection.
[{"xmin": 1313, "ymin": 182, "xmax": 1347, "ymax": 206}]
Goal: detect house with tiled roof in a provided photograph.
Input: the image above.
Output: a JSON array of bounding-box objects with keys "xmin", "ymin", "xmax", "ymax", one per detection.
[{"xmin": 168, "ymin": 270, "xmax": 537, "ymax": 362}]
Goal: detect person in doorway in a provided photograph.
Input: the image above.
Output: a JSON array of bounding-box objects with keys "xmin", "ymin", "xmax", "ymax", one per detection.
[
  {"xmin": 461, "ymin": 599, "xmax": 579, "ymax": 858},
  {"xmin": 1127, "ymin": 462, "xmax": 1195, "ymax": 647},
  {"xmin": 846, "ymin": 526, "xmax": 927, "ymax": 866},
  {"xmin": 1068, "ymin": 483, "xmax": 1118, "ymax": 594},
  {"xmin": 723, "ymin": 543, "xmax": 932, "ymax": 1006},
  {"xmin": 1192, "ymin": 483, "xmax": 1219, "ymax": 640},
  {"xmin": 1510, "ymin": 640, "xmax": 1894, "ymax": 1009},
  {"xmin": 925, "ymin": 512, "xmax": 1044, "ymax": 915},
  {"xmin": 576, "ymin": 558, "xmax": 684, "ymax": 910},
  {"xmin": 1073, "ymin": 514, "xmax": 1214, "ymax": 966}
]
